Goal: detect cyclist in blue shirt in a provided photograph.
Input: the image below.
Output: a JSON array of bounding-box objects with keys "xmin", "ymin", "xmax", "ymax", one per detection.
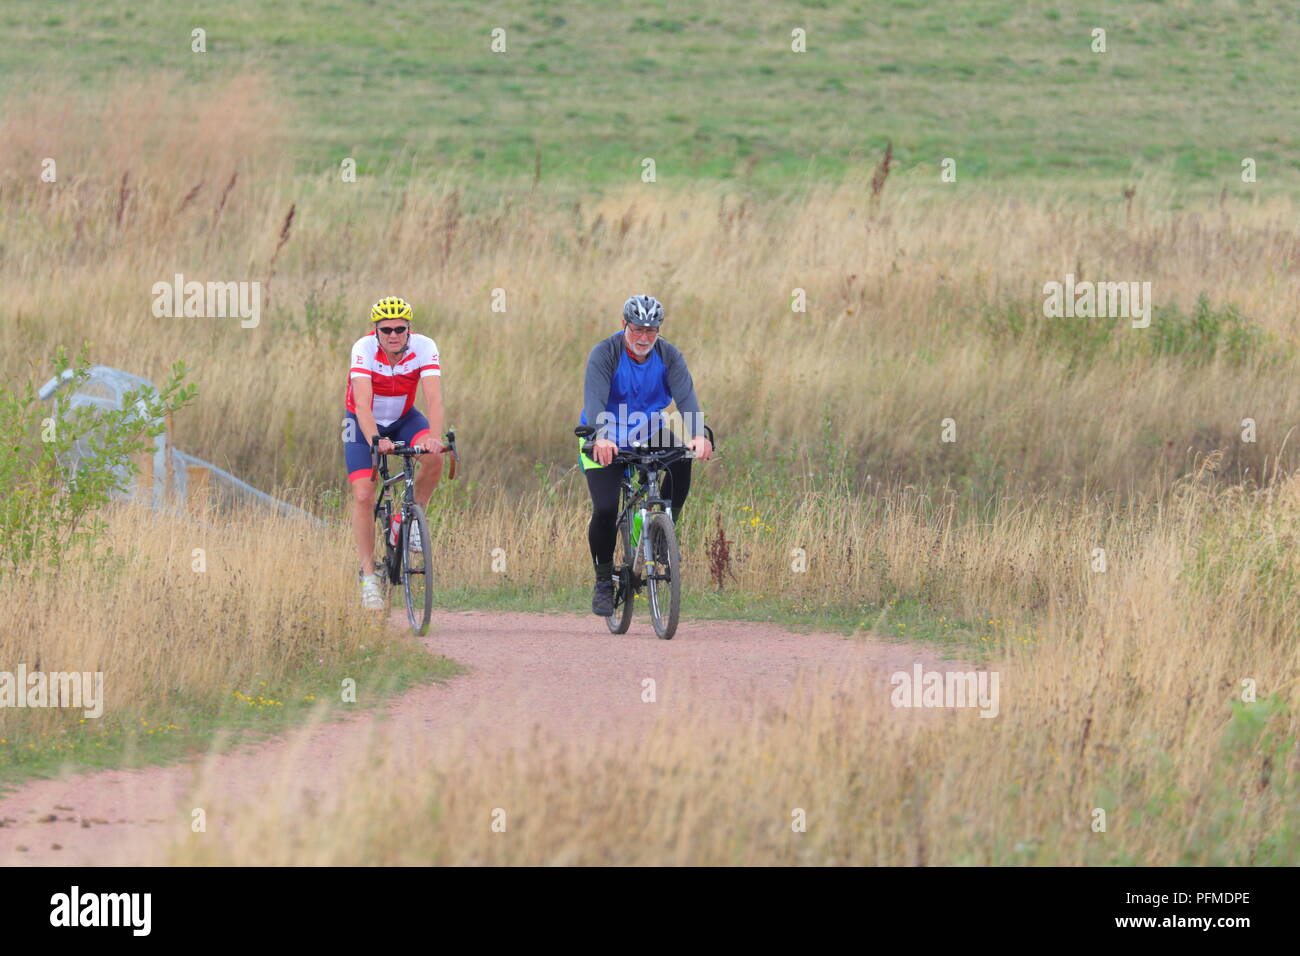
[{"xmin": 579, "ymin": 295, "xmax": 712, "ymax": 616}]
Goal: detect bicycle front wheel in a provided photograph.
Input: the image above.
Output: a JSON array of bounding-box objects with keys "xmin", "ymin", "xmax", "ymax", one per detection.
[
  {"xmin": 645, "ymin": 511, "xmax": 681, "ymax": 640},
  {"xmin": 401, "ymin": 502, "xmax": 433, "ymax": 636}
]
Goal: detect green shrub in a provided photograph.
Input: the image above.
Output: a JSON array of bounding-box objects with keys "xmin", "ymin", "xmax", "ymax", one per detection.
[
  {"xmin": 1146, "ymin": 293, "xmax": 1265, "ymax": 365},
  {"xmin": 0, "ymin": 347, "xmax": 195, "ymax": 574},
  {"xmin": 981, "ymin": 293, "xmax": 1271, "ymax": 371},
  {"xmin": 980, "ymin": 300, "xmax": 1118, "ymax": 372}
]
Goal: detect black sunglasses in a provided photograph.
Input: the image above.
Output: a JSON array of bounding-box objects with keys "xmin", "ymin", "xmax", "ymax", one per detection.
[{"xmin": 377, "ymin": 325, "xmax": 409, "ymax": 335}]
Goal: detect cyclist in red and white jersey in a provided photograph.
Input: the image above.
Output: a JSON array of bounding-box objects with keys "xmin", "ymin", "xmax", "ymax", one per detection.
[{"xmin": 343, "ymin": 296, "xmax": 446, "ymax": 610}]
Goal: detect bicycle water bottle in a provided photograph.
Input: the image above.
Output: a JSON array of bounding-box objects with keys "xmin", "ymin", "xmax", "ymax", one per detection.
[{"xmin": 631, "ymin": 508, "xmax": 644, "ymax": 548}]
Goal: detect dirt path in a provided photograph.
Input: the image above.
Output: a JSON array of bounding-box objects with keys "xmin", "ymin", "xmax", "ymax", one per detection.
[{"xmin": 0, "ymin": 610, "xmax": 952, "ymax": 866}]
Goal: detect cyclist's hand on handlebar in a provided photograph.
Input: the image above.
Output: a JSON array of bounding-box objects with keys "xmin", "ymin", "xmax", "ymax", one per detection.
[
  {"xmin": 687, "ymin": 435, "xmax": 713, "ymax": 461},
  {"xmin": 593, "ymin": 438, "xmax": 618, "ymax": 467},
  {"xmin": 376, "ymin": 437, "xmax": 396, "ymax": 455},
  {"xmin": 410, "ymin": 435, "xmax": 442, "ymax": 454}
]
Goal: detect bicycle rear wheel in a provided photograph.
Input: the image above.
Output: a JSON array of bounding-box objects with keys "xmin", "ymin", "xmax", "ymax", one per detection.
[
  {"xmin": 401, "ymin": 502, "xmax": 433, "ymax": 636},
  {"xmin": 645, "ymin": 511, "xmax": 681, "ymax": 639},
  {"xmin": 606, "ymin": 511, "xmax": 635, "ymax": 635}
]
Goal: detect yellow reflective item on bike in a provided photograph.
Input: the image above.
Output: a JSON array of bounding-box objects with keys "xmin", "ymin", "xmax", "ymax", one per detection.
[{"xmin": 578, "ymin": 435, "xmax": 602, "ymax": 471}]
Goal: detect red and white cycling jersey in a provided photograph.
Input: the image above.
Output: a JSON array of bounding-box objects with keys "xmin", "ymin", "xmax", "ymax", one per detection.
[{"xmin": 345, "ymin": 332, "xmax": 441, "ymax": 426}]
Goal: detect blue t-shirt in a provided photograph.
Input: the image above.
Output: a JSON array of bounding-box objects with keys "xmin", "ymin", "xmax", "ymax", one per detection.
[{"xmin": 579, "ymin": 346, "xmax": 673, "ymax": 448}]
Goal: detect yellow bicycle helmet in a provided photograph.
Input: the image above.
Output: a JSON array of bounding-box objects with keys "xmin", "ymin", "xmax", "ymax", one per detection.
[{"xmin": 370, "ymin": 296, "xmax": 413, "ymax": 323}]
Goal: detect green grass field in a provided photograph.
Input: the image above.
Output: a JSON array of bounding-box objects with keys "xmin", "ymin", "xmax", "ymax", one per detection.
[{"xmin": 4, "ymin": 0, "xmax": 1297, "ymax": 192}]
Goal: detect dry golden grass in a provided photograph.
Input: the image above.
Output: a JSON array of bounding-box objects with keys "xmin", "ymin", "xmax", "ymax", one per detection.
[
  {"xmin": 4, "ymin": 77, "xmax": 1300, "ymax": 501},
  {"xmin": 6, "ymin": 77, "xmax": 1299, "ymax": 865},
  {"xmin": 0, "ymin": 502, "xmax": 391, "ymax": 741},
  {"xmin": 170, "ymin": 467, "xmax": 1300, "ymax": 866},
  {"xmin": 425, "ymin": 476, "xmax": 1098, "ymax": 620}
]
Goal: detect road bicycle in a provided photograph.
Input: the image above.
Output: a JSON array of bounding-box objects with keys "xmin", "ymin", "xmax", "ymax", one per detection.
[
  {"xmin": 576, "ymin": 425, "xmax": 713, "ymax": 640},
  {"xmin": 370, "ymin": 430, "xmax": 457, "ymax": 636}
]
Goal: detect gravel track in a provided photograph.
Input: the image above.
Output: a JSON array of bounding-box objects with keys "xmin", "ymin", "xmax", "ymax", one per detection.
[{"xmin": 0, "ymin": 610, "xmax": 949, "ymax": 865}]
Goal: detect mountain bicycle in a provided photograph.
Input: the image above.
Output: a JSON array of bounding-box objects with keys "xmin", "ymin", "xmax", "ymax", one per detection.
[
  {"xmin": 370, "ymin": 430, "xmax": 457, "ymax": 636},
  {"xmin": 576, "ymin": 425, "xmax": 713, "ymax": 640}
]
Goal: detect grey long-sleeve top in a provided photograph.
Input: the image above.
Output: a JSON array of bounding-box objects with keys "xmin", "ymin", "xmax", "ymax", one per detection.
[{"xmin": 581, "ymin": 331, "xmax": 706, "ymax": 444}]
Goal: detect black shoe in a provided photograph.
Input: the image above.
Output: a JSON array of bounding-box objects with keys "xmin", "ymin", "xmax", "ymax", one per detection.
[{"xmin": 592, "ymin": 578, "xmax": 615, "ymax": 617}]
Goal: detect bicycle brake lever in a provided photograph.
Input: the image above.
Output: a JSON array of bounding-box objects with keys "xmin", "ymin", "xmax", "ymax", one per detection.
[{"xmin": 444, "ymin": 430, "xmax": 459, "ymax": 479}]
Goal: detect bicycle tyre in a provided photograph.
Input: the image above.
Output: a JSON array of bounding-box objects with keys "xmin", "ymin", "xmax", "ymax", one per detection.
[
  {"xmin": 645, "ymin": 511, "xmax": 681, "ymax": 640},
  {"xmin": 606, "ymin": 510, "xmax": 635, "ymax": 635},
  {"xmin": 401, "ymin": 502, "xmax": 433, "ymax": 636},
  {"xmin": 376, "ymin": 504, "xmax": 401, "ymax": 587}
]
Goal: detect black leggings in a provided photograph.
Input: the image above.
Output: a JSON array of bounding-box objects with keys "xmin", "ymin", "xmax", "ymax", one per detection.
[{"xmin": 586, "ymin": 455, "xmax": 692, "ymax": 567}]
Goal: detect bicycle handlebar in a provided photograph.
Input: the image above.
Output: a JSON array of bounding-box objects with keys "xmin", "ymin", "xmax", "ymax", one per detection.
[
  {"xmin": 369, "ymin": 432, "xmax": 458, "ymax": 483},
  {"xmin": 576, "ymin": 423, "xmax": 713, "ymax": 467},
  {"xmin": 579, "ymin": 441, "xmax": 695, "ymax": 465}
]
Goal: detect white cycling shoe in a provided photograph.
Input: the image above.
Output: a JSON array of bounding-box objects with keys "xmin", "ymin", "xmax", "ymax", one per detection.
[{"xmin": 360, "ymin": 572, "xmax": 386, "ymax": 611}]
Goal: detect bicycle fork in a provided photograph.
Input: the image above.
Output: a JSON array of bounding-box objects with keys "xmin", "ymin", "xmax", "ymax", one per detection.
[
  {"xmin": 632, "ymin": 507, "xmax": 648, "ymax": 576},
  {"xmin": 634, "ymin": 504, "xmax": 672, "ymax": 576},
  {"xmin": 629, "ymin": 470, "xmax": 672, "ymax": 578}
]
